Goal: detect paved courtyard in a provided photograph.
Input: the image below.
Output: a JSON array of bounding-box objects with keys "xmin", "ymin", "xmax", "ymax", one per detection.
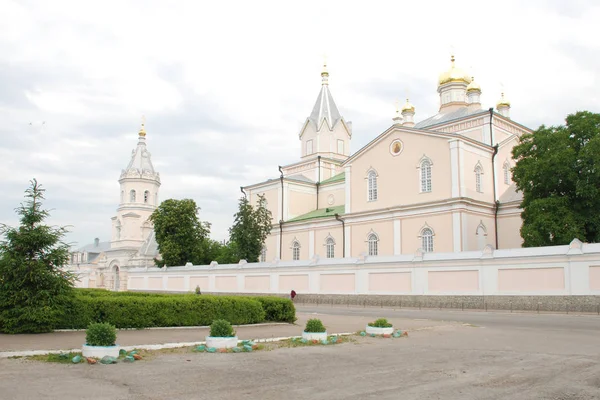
[{"xmin": 1, "ymin": 307, "xmax": 599, "ymax": 399}]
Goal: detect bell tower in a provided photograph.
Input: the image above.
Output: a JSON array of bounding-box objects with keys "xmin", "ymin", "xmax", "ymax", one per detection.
[{"xmin": 111, "ymin": 118, "xmax": 161, "ymax": 249}]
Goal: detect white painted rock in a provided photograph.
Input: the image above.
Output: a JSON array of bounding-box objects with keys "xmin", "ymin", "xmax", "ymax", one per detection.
[
  {"xmin": 365, "ymin": 325, "xmax": 394, "ymax": 335},
  {"xmin": 302, "ymin": 331, "xmax": 328, "ymax": 341},
  {"xmin": 205, "ymin": 336, "xmax": 238, "ymax": 349},
  {"xmin": 82, "ymin": 344, "xmax": 121, "ymax": 358}
]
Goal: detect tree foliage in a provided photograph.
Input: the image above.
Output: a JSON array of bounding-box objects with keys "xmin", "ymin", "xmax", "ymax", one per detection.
[
  {"xmin": 228, "ymin": 195, "xmax": 273, "ymax": 262},
  {"xmin": 0, "ymin": 179, "xmax": 75, "ymax": 333},
  {"xmin": 150, "ymin": 199, "xmax": 211, "ymax": 267},
  {"xmin": 512, "ymin": 111, "xmax": 600, "ymax": 246}
]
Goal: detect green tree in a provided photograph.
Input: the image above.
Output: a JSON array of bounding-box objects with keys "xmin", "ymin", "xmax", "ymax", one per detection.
[
  {"xmin": 0, "ymin": 179, "xmax": 75, "ymax": 333},
  {"xmin": 512, "ymin": 111, "xmax": 600, "ymax": 246},
  {"xmin": 228, "ymin": 195, "xmax": 272, "ymax": 262},
  {"xmin": 150, "ymin": 199, "xmax": 211, "ymax": 267}
]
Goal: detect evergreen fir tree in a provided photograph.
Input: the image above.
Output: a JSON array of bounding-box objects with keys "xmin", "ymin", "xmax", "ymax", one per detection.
[{"xmin": 0, "ymin": 179, "xmax": 75, "ymax": 333}]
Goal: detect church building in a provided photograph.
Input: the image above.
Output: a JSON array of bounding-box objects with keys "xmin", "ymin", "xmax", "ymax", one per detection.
[
  {"xmin": 67, "ymin": 122, "xmax": 160, "ymax": 290},
  {"xmin": 243, "ymin": 56, "xmax": 529, "ymax": 262}
]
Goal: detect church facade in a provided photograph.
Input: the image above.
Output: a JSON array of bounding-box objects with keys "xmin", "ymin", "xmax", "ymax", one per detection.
[
  {"xmin": 67, "ymin": 123, "xmax": 160, "ymax": 290},
  {"xmin": 243, "ymin": 56, "xmax": 529, "ymax": 262}
]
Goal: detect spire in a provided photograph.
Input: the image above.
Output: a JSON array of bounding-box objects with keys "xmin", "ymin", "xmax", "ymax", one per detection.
[
  {"xmin": 321, "ymin": 60, "xmax": 329, "ymax": 85},
  {"xmin": 392, "ymin": 100, "xmax": 403, "ymax": 124},
  {"xmin": 401, "ymin": 98, "xmax": 415, "ymax": 127},
  {"xmin": 138, "ymin": 115, "xmax": 147, "ymax": 137},
  {"xmin": 308, "ymin": 62, "xmax": 342, "ymax": 130},
  {"xmin": 121, "ymin": 118, "xmax": 159, "ymax": 181}
]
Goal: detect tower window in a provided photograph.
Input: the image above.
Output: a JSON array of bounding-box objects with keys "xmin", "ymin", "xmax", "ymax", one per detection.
[
  {"xmin": 367, "ymin": 170, "xmax": 378, "ymax": 201},
  {"xmin": 503, "ymin": 162, "xmax": 510, "ymax": 184},
  {"xmin": 475, "ymin": 165, "xmax": 483, "ymax": 193},
  {"xmin": 144, "ymin": 190, "xmax": 150, "ymax": 204},
  {"xmin": 306, "ymin": 140, "xmax": 313, "ymax": 156},
  {"xmin": 420, "ymin": 160, "xmax": 432, "ymax": 192},
  {"xmin": 337, "ymin": 140, "xmax": 344, "ymax": 154},
  {"xmin": 130, "ymin": 190, "xmax": 136, "ymax": 202},
  {"xmin": 368, "ymin": 233, "xmax": 378, "ymax": 256}
]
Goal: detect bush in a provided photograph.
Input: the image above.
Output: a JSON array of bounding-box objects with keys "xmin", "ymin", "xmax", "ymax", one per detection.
[
  {"xmin": 255, "ymin": 296, "xmax": 296, "ymax": 323},
  {"xmin": 86, "ymin": 322, "xmax": 117, "ymax": 346},
  {"xmin": 304, "ymin": 318, "xmax": 326, "ymax": 333},
  {"xmin": 368, "ymin": 318, "xmax": 392, "ymax": 328},
  {"xmin": 210, "ymin": 319, "xmax": 235, "ymax": 337},
  {"xmin": 56, "ymin": 294, "xmax": 266, "ymax": 329}
]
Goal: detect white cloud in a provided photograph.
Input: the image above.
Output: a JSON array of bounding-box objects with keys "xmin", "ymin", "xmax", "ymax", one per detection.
[{"xmin": 1, "ymin": 0, "xmax": 599, "ymax": 247}]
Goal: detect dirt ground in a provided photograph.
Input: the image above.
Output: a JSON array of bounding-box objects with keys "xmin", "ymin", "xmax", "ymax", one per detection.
[{"xmin": 1, "ymin": 311, "xmax": 599, "ymax": 399}]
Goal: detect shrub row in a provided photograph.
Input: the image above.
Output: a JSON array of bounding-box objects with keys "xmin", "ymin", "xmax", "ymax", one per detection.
[
  {"xmin": 254, "ymin": 296, "xmax": 296, "ymax": 323},
  {"xmin": 57, "ymin": 292, "xmax": 295, "ymax": 329}
]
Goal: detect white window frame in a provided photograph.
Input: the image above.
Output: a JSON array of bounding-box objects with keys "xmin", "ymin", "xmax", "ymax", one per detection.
[
  {"xmin": 420, "ymin": 227, "xmax": 434, "ymax": 253},
  {"xmin": 417, "ymin": 156, "xmax": 433, "ymax": 193},
  {"xmin": 367, "ymin": 169, "xmax": 378, "ymax": 201},
  {"xmin": 130, "ymin": 190, "xmax": 136, "ymax": 202},
  {"xmin": 474, "ymin": 161, "xmax": 484, "ymax": 193},
  {"xmin": 325, "ymin": 237, "xmax": 335, "ymax": 259},
  {"xmin": 503, "ymin": 162, "xmax": 510, "ymax": 184},
  {"xmin": 292, "ymin": 240, "xmax": 300, "ymax": 261},
  {"xmin": 144, "ymin": 190, "xmax": 150, "ymax": 203},
  {"xmin": 367, "ymin": 232, "xmax": 379, "ymax": 256},
  {"xmin": 260, "ymin": 246, "xmax": 267, "ymax": 262},
  {"xmin": 337, "ymin": 139, "xmax": 344, "ymax": 155},
  {"xmin": 306, "ymin": 140, "xmax": 313, "ymax": 156}
]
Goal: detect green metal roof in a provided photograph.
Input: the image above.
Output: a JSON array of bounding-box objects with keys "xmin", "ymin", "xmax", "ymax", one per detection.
[
  {"xmin": 288, "ymin": 205, "xmax": 345, "ymax": 222},
  {"xmin": 320, "ymin": 172, "xmax": 345, "ymax": 185}
]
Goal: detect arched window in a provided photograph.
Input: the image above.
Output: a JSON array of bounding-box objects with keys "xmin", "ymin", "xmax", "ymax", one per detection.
[
  {"xmin": 130, "ymin": 190, "xmax": 136, "ymax": 202},
  {"xmin": 292, "ymin": 241, "xmax": 300, "ymax": 261},
  {"xmin": 260, "ymin": 246, "xmax": 267, "ymax": 262},
  {"xmin": 326, "ymin": 238, "xmax": 335, "ymax": 259},
  {"xmin": 420, "ymin": 160, "xmax": 432, "ymax": 192},
  {"xmin": 144, "ymin": 190, "xmax": 150, "ymax": 203},
  {"xmin": 421, "ymin": 228, "xmax": 434, "ymax": 252},
  {"xmin": 476, "ymin": 223, "xmax": 487, "ymax": 250},
  {"xmin": 475, "ymin": 165, "xmax": 483, "ymax": 193},
  {"xmin": 367, "ymin": 170, "xmax": 378, "ymax": 201},
  {"xmin": 503, "ymin": 162, "xmax": 510, "ymax": 184},
  {"xmin": 368, "ymin": 233, "xmax": 378, "ymax": 256}
]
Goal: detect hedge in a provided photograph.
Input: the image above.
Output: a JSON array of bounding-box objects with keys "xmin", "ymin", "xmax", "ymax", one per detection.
[
  {"xmin": 254, "ymin": 296, "xmax": 296, "ymax": 323},
  {"xmin": 56, "ymin": 291, "xmax": 295, "ymax": 329}
]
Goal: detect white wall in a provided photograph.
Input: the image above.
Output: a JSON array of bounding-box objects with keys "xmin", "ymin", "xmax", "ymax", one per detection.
[{"xmin": 71, "ymin": 239, "xmax": 600, "ymax": 296}]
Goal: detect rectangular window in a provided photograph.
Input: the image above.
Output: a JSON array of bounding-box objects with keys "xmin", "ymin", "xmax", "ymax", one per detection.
[
  {"xmin": 306, "ymin": 140, "xmax": 313, "ymax": 156},
  {"xmin": 337, "ymin": 140, "xmax": 344, "ymax": 154}
]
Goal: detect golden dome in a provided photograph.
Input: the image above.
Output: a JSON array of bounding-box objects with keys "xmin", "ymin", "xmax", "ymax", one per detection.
[
  {"xmin": 496, "ymin": 92, "xmax": 510, "ymax": 108},
  {"xmin": 438, "ymin": 55, "xmax": 472, "ymax": 86},
  {"xmin": 401, "ymin": 98, "xmax": 415, "ymax": 113},
  {"xmin": 138, "ymin": 116, "xmax": 147, "ymax": 137},
  {"xmin": 466, "ymin": 77, "xmax": 481, "ymax": 92}
]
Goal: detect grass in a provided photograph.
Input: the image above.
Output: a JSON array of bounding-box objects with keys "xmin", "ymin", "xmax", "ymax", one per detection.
[{"xmin": 26, "ymin": 352, "xmax": 83, "ymax": 364}]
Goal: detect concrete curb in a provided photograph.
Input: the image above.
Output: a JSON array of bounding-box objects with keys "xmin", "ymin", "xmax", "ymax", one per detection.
[
  {"xmin": 54, "ymin": 322, "xmax": 290, "ymax": 332},
  {"xmin": 0, "ymin": 332, "xmax": 356, "ymax": 359}
]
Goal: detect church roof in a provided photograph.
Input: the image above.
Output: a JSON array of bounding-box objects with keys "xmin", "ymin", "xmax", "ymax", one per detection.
[
  {"xmin": 76, "ymin": 240, "xmax": 111, "ymax": 253},
  {"xmin": 499, "ymin": 183, "xmax": 523, "ymax": 204},
  {"xmin": 125, "ymin": 136, "xmax": 156, "ymax": 175},
  {"xmin": 415, "ymin": 107, "xmax": 487, "ymax": 129},
  {"xmin": 320, "ymin": 172, "xmax": 345, "ymax": 185},
  {"xmin": 308, "ymin": 84, "xmax": 342, "ymax": 130},
  {"xmin": 288, "ymin": 205, "xmax": 345, "ymax": 223},
  {"xmin": 138, "ymin": 230, "xmax": 159, "ymax": 257}
]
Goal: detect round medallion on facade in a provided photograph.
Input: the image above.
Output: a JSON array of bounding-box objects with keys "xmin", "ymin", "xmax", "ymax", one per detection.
[
  {"xmin": 327, "ymin": 194, "xmax": 335, "ymax": 205},
  {"xmin": 390, "ymin": 139, "xmax": 404, "ymax": 156}
]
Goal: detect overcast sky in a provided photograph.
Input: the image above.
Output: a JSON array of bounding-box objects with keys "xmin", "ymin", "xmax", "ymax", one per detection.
[{"xmin": 1, "ymin": 0, "xmax": 599, "ymax": 248}]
